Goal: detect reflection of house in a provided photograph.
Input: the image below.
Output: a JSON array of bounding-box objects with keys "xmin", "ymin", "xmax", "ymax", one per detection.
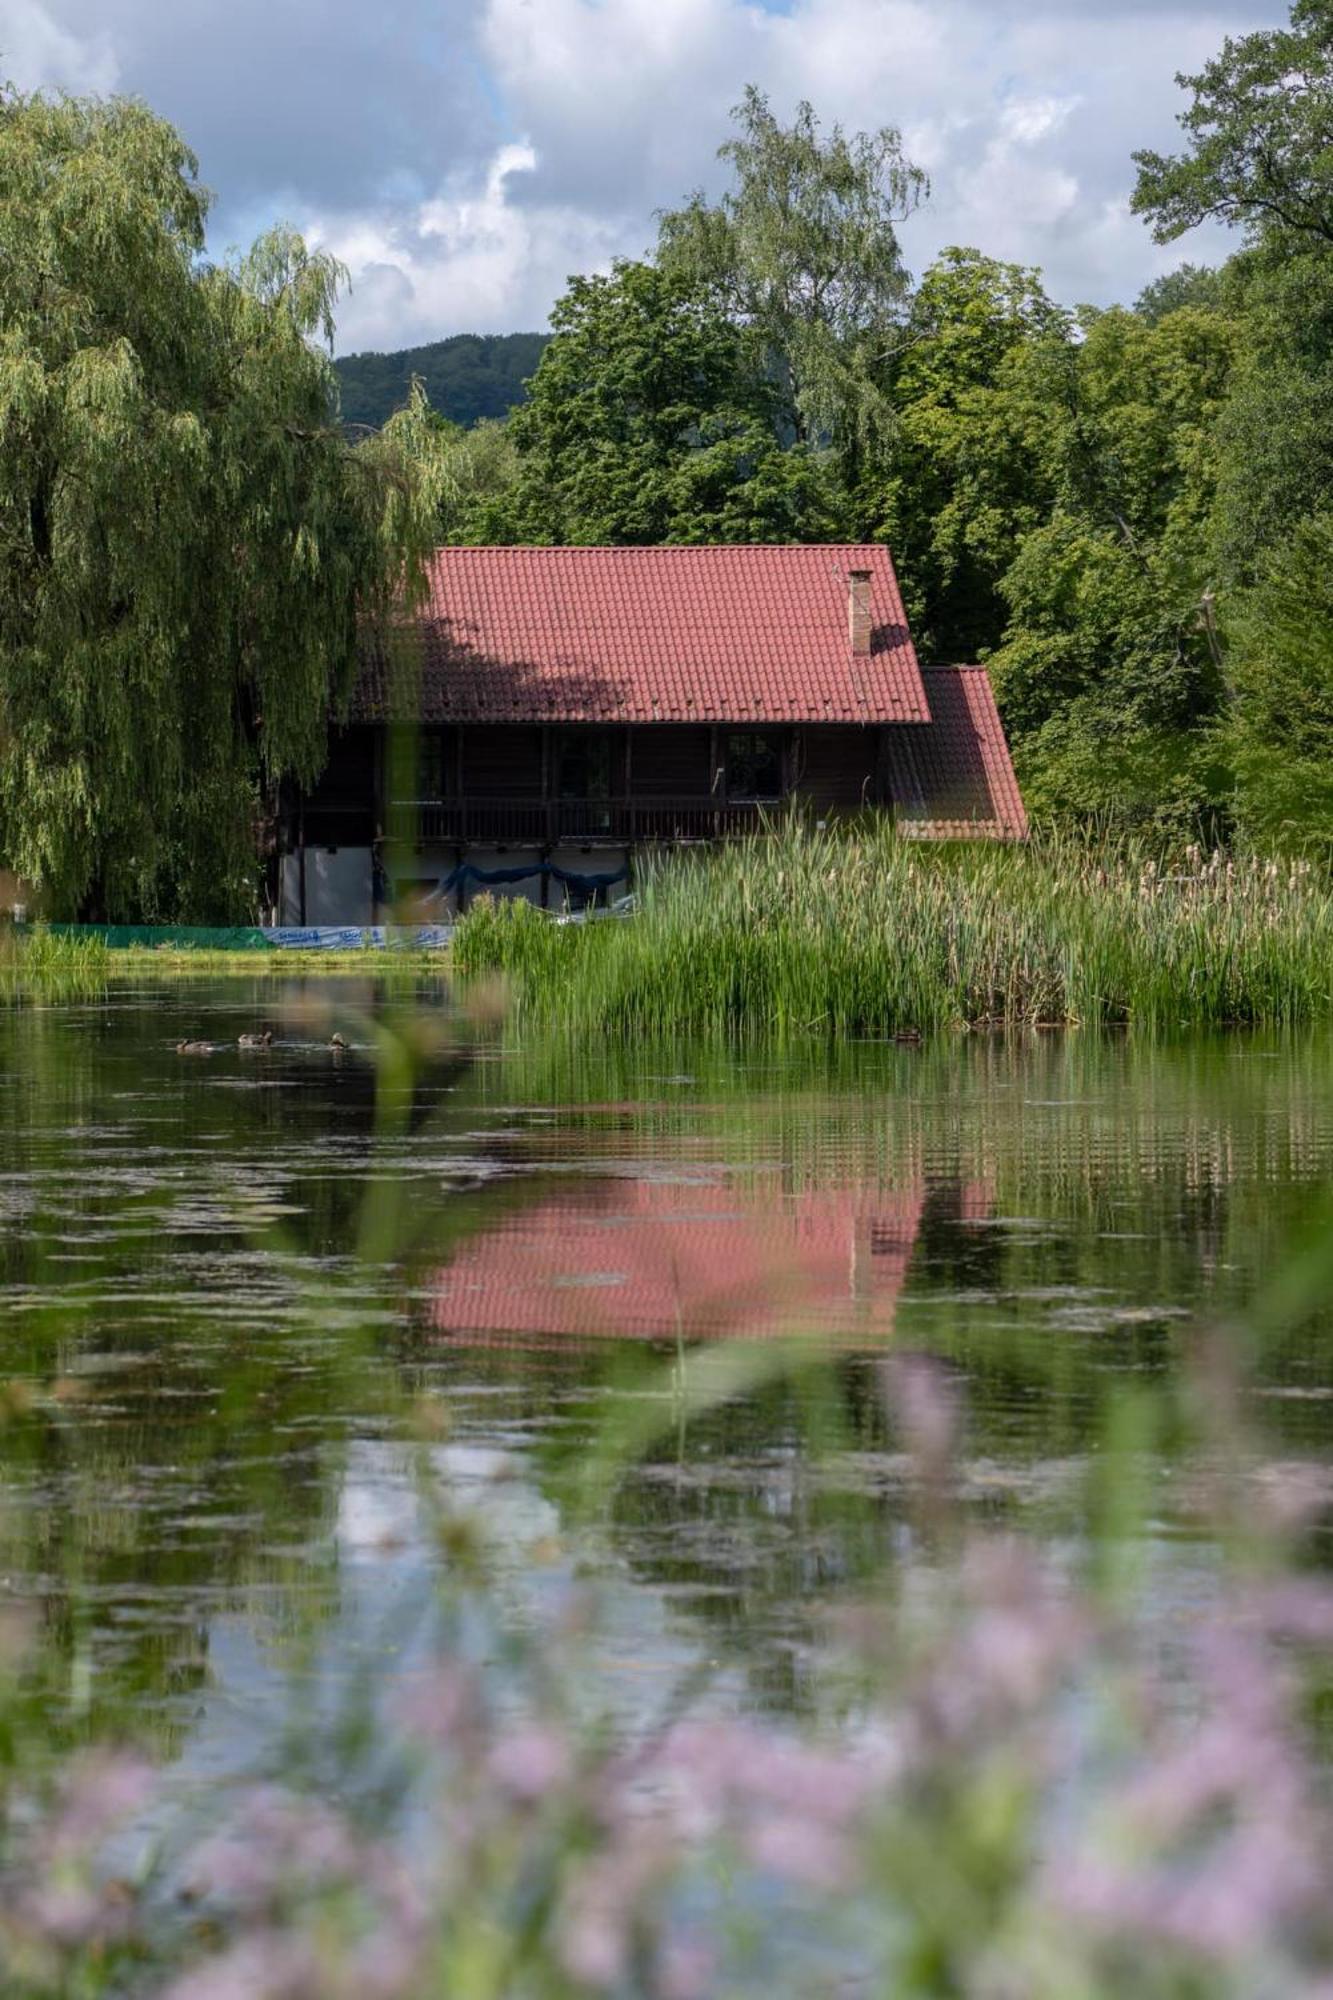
[
  {"xmin": 279, "ymin": 545, "xmax": 1027, "ymax": 924},
  {"xmin": 430, "ymin": 1178, "xmax": 932, "ymax": 1350}
]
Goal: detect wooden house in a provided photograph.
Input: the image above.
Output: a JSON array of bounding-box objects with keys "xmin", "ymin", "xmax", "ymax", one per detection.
[{"xmin": 277, "ymin": 544, "xmax": 1026, "ymax": 923}]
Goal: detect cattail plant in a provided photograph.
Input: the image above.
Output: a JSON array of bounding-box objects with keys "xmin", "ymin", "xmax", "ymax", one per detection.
[{"xmin": 454, "ymin": 829, "xmax": 1333, "ymax": 1037}]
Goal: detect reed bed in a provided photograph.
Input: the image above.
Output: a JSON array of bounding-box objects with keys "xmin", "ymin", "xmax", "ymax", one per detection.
[
  {"xmin": 0, "ymin": 922, "xmax": 109, "ymax": 999},
  {"xmin": 453, "ymin": 827, "xmax": 1333, "ymax": 1036}
]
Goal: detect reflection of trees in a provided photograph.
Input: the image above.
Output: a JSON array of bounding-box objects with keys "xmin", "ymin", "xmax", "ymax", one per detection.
[
  {"xmin": 422, "ymin": 1035, "xmax": 1333, "ymax": 1705},
  {"xmin": 0, "ymin": 991, "xmax": 476, "ymax": 1755},
  {"xmin": 6, "ymin": 991, "xmax": 1333, "ymax": 1745}
]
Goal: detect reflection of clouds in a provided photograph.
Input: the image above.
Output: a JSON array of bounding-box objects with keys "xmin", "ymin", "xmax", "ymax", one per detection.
[
  {"xmin": 337, "ymin": 1477, "xmax": 417, "ymax": 1554},
  {"xmin": 337, "ymin": 1444, "xmax": 560, "ymax": 1562},
  {"xmin": 431, "ymin": 1443, "xmax": 562, "ymax": 1551}
]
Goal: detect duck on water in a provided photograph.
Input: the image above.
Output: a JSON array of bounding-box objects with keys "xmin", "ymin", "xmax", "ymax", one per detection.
[
  {"xmin": 176, "ymin": 1032, "xmax": 346, "ymax": 1054},
  {"xmin": 176, "ymin": 1033, "xmax": 272, "ymax": 1054}
]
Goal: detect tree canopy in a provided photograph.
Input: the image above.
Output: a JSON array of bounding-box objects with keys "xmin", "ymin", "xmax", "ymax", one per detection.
[
  {"xmin": 0, "ymin": 88, "xmax": 437, "ymax": 920},
  {"xmin": 16, "ymin": 4, "xmax": 1333, "ymax": 897},
  {"xmin": 1132, "ymin": 2, "xmax": 1333, "ymax": 251},
  {"xmin": 479, "ymin": 261, "xmax": 840, "ymax": 546},
  {"xmin": 656, "ymin": 87, "xmax": 926, "ymax": 464},
  {"xmin": 866, "ymin": 248, "xmax": 1066, "ymax": 663}
]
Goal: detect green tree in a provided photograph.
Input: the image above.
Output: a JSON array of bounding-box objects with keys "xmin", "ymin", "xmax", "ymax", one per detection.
[
  {"xmin": 1134, "ymin": 263, "xmax": 1227, "ymax": 324},
  {"xmin": 1132, "ymin": 1, "xmax": 1333, "ymax": 251},
  {"xmin": 868, "ymin": 248, "xmax": 1065, "ymax": 661},
  {"xmin": 988, "ymin": 305, "xmax": 1238, "ymax": 831},
  {"xmin": 1207, "ymin": 251, "xmax": 1333, "ymax": 587},
  {"xmin": 1229, "ymin": 512, "xmax": 1333, "ymax": 844},
  {"xmin": 0, "ymin": 90, "xmax": 438, "ymax": 921},
  {"xmin": 422, "ymin": 413, "xmax": 521, "ymax": 544},
  {"xmin": 485, "ymin": 261, "xmax": 840, "ymax": 545},
  {"xmin": 656, "ymin": 87, "xmax": 926, "ymax": 467}
]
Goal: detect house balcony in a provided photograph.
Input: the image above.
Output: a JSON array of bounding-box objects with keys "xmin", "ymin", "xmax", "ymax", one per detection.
[{"xmin": 395, "ymin": 797, "xmax": 777, "ymax": 846}]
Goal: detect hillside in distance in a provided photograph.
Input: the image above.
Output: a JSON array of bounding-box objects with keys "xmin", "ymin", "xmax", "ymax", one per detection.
[{"xmin": 333, "ymin": 331, "xmax": 549, "ymax": 430}]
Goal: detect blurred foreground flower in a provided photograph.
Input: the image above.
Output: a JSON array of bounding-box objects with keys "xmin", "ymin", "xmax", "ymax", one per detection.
[{"xmin": 2, "ymin": 1374, "xmax": 1330, "ymax": 2000}]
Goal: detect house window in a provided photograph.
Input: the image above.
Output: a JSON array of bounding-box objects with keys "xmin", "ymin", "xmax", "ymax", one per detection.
[
  {"xmin": 725, "ymin": 731, "xmax": 783, "ymax": 802},
  {"xmin": 557, "ymin": 731, "xmax": 613, "ymax": 801}
]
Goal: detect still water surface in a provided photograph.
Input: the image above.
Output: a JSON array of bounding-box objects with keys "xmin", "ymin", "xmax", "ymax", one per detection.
[{"xmin": 2, "ymin": 979, "xmax": 1331, "ymax": 1776}]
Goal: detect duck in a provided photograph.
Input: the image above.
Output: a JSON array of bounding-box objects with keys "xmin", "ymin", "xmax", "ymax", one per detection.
[
  {"xmin": 329, "ymin": 1032, "xmax": 349, "ymax": 1051},
  {"xmin": 238, "ymin": 1030, "xmax": 273, "ymax": 1049},
  {"xmin": 175, "ymin": 1040, "xmax": 215, "ymax": 1055}
]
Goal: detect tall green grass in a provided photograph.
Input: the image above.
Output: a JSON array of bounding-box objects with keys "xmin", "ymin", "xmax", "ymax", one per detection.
[
  {"xmin": 453, "ymin": 828, "xmax": 1333, "ymax": 1035},
  {"xmin": 0, "ymin": 923, "xmax": 109, "ymax": 999}
]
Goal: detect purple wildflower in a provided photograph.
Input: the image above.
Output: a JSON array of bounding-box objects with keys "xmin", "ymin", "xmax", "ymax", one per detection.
[
  {"xmin": 486, "ymin": 1722, "xmax": 576, "ymax": 1802},
  {"xmin": 881, "ymin": 1352, "xmax": 959, "ymax": 1489}
]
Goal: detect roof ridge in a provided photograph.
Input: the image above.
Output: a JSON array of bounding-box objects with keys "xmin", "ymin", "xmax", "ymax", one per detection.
[{"xmin": 426, "ymin": 543, "xmax": 893, "ymax": 556}]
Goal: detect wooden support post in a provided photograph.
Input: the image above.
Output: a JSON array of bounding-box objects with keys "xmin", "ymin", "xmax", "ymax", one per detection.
[
  {"xmin": 298, "ymin": 798, "xmax": 307, "ymax": 927},
  {"xmin": 541, "ymin": 726, "xmax": 552, "ymax": 915},
  {"xmin": 541, "ymin": 725, "xmax": 555, "ymax": 849}
]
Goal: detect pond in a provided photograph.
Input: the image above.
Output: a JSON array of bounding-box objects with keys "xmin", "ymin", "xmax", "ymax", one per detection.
[{"xmin": 3, "ymin": 976, "xmax": 1331, "ymax": 1786}]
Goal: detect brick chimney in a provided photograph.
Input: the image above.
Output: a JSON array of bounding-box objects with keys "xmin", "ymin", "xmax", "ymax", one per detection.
[{"xmin": 848, "ymin": 568, "xmax": 872, "ymax": 656}]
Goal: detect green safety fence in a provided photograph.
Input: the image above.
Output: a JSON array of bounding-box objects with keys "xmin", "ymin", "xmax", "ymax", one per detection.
[{"xmin": 41, "ymin": 924, "xmax": 276, "ymax": 950}]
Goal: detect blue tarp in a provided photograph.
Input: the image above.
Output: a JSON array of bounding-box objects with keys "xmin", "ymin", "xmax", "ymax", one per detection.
[
  {"xmin": 264, "ymin": 925, "xmax": 455, "ymax": 950},
  {"xmin": 435, "ymin": 858, "xmax": 631, "ymax": 897}
]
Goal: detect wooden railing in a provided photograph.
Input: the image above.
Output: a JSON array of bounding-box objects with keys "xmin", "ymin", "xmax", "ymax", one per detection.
[{"xmin": 401, "ymin": 797, "xmax": 774, "ymax": 845}]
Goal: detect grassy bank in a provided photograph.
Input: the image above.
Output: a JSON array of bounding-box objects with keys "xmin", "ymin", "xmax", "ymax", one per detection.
[
  {"xmin": 454, "ymin": 827, "xmax": 1333, "ymax": 1035},
  {"xmin": 106, "ymin": 945, "xmax": 450, "ymax": 975},
  {"xmin": 1, "ymin": 932, "xmax": 453, "ymax": 988}
]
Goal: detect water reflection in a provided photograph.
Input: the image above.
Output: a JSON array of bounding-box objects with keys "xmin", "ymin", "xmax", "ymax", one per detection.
[
  {"xmin": 0, "ymin": 985, "xmax": 1331, "ymax": 1762},
  {"xmin": 431, "ymin": 1177, "xmax": 965, "ymax": 1347}
]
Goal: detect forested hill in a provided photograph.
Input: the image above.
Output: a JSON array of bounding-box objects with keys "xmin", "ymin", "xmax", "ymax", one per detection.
[{"xmin": 333, "ymin": 332, "xmax": 548, "ymax": 429}]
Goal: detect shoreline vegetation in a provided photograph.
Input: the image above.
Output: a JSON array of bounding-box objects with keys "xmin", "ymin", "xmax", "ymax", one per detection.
[
  {"xmin": 0, "ymin": 924, "xmax": 110, "ymax": 998},
  {"xmin": 0, "ymin": 929, "xmax": 454, "ymax": 994},
  {"xmin": 12, "ymin": 825, "xmax": 1333, "ymax": 1037},
  {"xmin": 453, "ymin": 828, "xmax": 1333, "ymax": 1037}
]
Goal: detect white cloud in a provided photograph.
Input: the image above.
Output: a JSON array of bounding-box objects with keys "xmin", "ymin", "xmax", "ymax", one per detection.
[
  {"xmin": 10, "ymin": 0, "xmax": 1289, "ymax": 348},
  {"xmin": 307, "ymin": 140, "xmax": 628, "ymax": 350},
  {"xmin": 2, "ymin": 0, "xmax": 118, "ymax": 92},
  {"xmin": 998, "ymin": 96, "xmax": 1079, "ymax": 148}
]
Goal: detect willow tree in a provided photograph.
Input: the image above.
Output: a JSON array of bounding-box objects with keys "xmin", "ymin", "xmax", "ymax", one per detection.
[{"xmin": 0, "ymin": 90, "xmax": 439, "ymax": 921}]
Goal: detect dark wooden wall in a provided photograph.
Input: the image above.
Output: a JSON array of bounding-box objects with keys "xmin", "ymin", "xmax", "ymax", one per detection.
[
  {"xmin": 462, "ymin": 726, "xmax": 543, "ymax": 799},
  {"xmin": 299, "ymin": 725, "xmax": 378, "ymax": 844},
  {"xmin": 629, "ymin": 726, "xmax": 712, "ymax": 796},
  {"xmin": 298, "ymin": 722, "xmax": 890, "ymax": 837},
  {"xmin": 794, "ymin": 726, "xmax": 881, "ymax": 812}
]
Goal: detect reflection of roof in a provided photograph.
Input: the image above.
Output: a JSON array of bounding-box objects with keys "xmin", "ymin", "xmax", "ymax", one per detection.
[
  {"xmin": 356, "ymin": 545, "xmax": 929, "ymax": 726},
  {"xmin": 430, "ymin": 1178, "xmax": 928, "ymax": 1350},
  {"xmin": 885, "ymin": 667, "xmax": 1028, "ymax": 839}
]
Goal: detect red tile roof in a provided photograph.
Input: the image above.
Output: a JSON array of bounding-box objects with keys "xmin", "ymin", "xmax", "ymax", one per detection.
[
  {"xmin": 357, "ymin": 544, "xmax": 930, "ymax": 726},
  {"xmin": 885, "ymin": 667, "xmax": 1028, "ymax": 839}
]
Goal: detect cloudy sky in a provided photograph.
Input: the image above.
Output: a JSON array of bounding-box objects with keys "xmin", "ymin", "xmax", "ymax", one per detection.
[{"xmin": 6, "ymin": 0, "xmax": 1287, "ymax": 354}]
